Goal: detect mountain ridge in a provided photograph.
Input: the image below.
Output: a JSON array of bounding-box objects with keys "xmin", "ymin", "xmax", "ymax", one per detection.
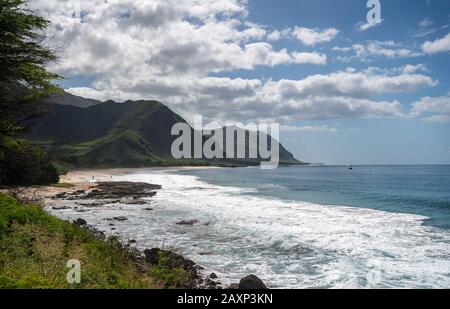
[{"xmin": 27, "ymin": 92, "xmax": 303, "ymax": 168}]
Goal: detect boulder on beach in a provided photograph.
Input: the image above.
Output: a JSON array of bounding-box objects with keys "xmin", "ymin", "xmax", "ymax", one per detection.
[
  {"xmin": 239, "ymin": 275, "xmax": 268, "ymax": 289},
  {"xmin": 74, "ymin": 218, "xmax": 87, "ymax": 226}
]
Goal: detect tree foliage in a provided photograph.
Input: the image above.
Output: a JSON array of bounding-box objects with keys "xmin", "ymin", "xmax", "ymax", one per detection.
[
  {"xmin": 0, "ymin": 138, "xmax": 59, "ymax": 185},
  {"xmin": 0, "ymin": 0, "xmax": 60, "ymax": 136},
  {"xmin": 0, "ymin": 0, "xmax": 61, "ymax": 185}
]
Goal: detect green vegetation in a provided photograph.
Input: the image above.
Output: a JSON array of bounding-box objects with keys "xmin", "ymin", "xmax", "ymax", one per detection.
[
  {"xmin": 0, "ymin": 138, "xmax": 58, "ymax": 185},
  {"xmin": 27, "ymin": 99, "xmax": 209, "ymax": 168},
  {"xmin": 27, "ymin": 96, "xmax": 302, "ymax": 168},
  {"xmin": 148, "ymin": 252, "xmax": 189, "ymax": 288},
  {"xmin": 0, "ymin": 0, "xmax": 61, "ymax": 186},
  {"xmin": 0, "ymin": 194, "xmax": 190, "ymax": 288}
]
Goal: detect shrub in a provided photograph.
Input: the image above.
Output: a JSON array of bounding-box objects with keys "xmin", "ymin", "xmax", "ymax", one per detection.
[{"xmin": 0, "ymin": 138, "xmax": 59, "ymax": 186}]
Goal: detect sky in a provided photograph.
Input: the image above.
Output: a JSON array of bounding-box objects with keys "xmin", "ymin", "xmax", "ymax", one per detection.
[{"xmin": 29, "ymin": 0, "xmax": 450, "ymax": 165}]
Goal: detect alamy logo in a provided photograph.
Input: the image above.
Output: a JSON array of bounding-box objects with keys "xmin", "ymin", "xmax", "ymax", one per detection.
[
  {"xmin": 171, "ymin": 116, "xmax": 280, "ymax": 169},
  {"xmin": 66, "ymin": 259, "xmax": 81, "ymax": 284},
  {"xmin": 367, "ymin": 0, "xmax": 382, "ymax": 25}
]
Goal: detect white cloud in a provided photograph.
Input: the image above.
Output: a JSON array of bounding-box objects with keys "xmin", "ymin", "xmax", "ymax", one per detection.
[
  {"xmin": 355, "ymin": 20, "xmax": 381, "ymax": 32},
  {"xmin": 69, "ymin": 68, "xmax": 436, "ymax": 122},
  {"xmin": 333, "ymin": 46, "xmax": 352, "ymax": 52},
  {"xmin": 396, "ymin": 64, "xmax": 428, "ymax": 74},
  {"xmin": 267, "ymin": 28, "xmax": 291, "ymax": 41},
  {"xmin": 30, "ymin": 0, "xmax": 327, "ymax": 77},
  {"xmin": 411, "ymin": 93, "xmax": 450, "ymax": 122},
  {"xmin": 419, "ymin": 18, "xmax": 434, "ymax": 28},
  {"xmin": 291, "ymin": 52, "xmax": 327, "ymax": 65},
  {"xmin": 335, "ymin": 41, "xmax": 423, "ymax": 62},
  {"xmin": 29, "ymin": 0, "xmax": 438, "ymax": 123},
  {"xmin": 292, "ymin": 27, "xmax": 339, "ymax": 46},
  {"xmin": 423, "ymin": 115, "xmax": 450, "ymax": 123},
  {"xmin": 422, "ymin": 32, "xmax": 450, "ymax": 54},
  {"xmin": 414, "ymin": 18, "xmax": 438, "ymax": 38}
]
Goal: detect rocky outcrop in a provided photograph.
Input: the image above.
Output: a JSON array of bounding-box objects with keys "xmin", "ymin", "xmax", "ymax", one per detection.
[
  {"xmin": 176, "ymin": 219, "xmax": 198, "ymax": 226},
  {"xmin": 51, "ymin": 181, "xmax": 160, "ymax": 207},
  {"xmin": 225, "ymin": 275, "xmax": 268, "ymax": 289},
  {"xmin": 75, "ymin": 218, "xmax": 87, "ymax": 226},
  {"xmin": 239, "ymin": 275, "xmax": 268, "ymax": 289},
  {"xmin": 144, "ymin": 248, "xmax": 203, "ymax": 289}
]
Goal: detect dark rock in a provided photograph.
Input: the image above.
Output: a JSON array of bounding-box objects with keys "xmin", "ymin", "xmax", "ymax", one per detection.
[
  {"xmin": 83, "ymin": 182, "xmax": 161, "ymax": 200},
  {"xmin": 143, "ymin": 248, "xmax": 161, "ymax": 265},
  {"xmin": 144, "ymin": 248, "xmax": 196, "ymax": 270},
  {"xmin": 74, "ymin": 218, "xmax": 87, "ymax": 226},
  {"xmin": 176, "ymin": 219, "xmax": 198, "ymax": 226},
  {"xmin": 129, "ymin": 239, "xmax": 137, "ymax": 244},
  {"xmin": 210, "ymin": 273, "xmax": 218, "ymax": 279},
  {"xmin": 239, "ymin": 275, "xmax": 268, "ymax": 289},
  {"xmin": 108, "ymin": 216, "xmax": 128, "ymax": 221},
  {"xmin": 206, "ymin": 278, "xmax": 216, "ymax": 286},
  {"xmin": 53, "ymin": 182, "xmax": 161, "ymax": 204},
  {"xmin": 52, "ymin": 206, "xmax": 70, "ymax": 210}
]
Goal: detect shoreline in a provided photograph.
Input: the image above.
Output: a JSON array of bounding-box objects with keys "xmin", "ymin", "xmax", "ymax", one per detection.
[
  {"xmin": 3, "ymin": 166, "xmax": 450, "ymax": 288},
  {"xmin": 38, "ymin": 168, "xmax": 267, "ymax": 289}
]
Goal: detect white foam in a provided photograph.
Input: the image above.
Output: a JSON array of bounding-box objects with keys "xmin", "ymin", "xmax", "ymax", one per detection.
[{"xmin": 47, "ymin": 169, "xmax": 450, "ymax": 288}]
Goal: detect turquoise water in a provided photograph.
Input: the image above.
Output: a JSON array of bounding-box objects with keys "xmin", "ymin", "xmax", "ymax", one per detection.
[
  {"xmin": 49, "ymin": 166, "xmax": 450, "ymax": 288},
  {"xmin": 176, "ymin": 165, "xmax": 450, "ymax": 229}
]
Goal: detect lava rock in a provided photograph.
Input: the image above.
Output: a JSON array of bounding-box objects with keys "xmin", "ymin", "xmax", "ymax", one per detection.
[
  {"xmin": 108, "ymin": 216, "xmax": 128, "ymax": 221},
  {"xmin": 52, "ymin": 206, "xmax": 70, "ymax": 210},
  {"xmin": 176, "ymin": 219, "xmax": 198, "ymax": 226},
  {"xmin": 239, "ymin": 275, "xmax": 268, "ymax": 289},
  {"xmin": 74, "ymin": 218, "xmax": 87, "ymax": 226},
  {"xmin": 143, "ymin": 248, "xmax": 160, "ymax": 265},
  {"xmin": 210, "ymin": 273, "xmax": 218, "ymax": 279}
]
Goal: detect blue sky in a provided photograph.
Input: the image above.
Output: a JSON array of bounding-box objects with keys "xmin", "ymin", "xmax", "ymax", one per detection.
[
  {"xmin": 35, "ymin": 0, "xmax": 450, "ymax": 164},
  {"xmin": 236, "ymin": 0, "xmax": 450, "ymax": 164}
]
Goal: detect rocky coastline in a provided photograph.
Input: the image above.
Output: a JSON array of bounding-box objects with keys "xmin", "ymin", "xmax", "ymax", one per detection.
[{"xmin": 47, "ymin": 180, "xmax": 268, "ymax": 289}]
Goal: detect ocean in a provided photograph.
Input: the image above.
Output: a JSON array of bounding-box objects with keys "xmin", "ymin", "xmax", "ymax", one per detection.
[{"xmin": 48, "ymin": 165, "xmax": 450, "ymax": 288}]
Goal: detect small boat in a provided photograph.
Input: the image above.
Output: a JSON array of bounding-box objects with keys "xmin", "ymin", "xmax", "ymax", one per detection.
[{"xmin": 348, "ymin": 164, "xmax": 353, "ymax": 170}]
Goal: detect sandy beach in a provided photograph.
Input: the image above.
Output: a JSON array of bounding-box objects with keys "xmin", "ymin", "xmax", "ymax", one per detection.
[{"xmin": 21, "ymin": 166, "xmax": 450, "ymax": 289}]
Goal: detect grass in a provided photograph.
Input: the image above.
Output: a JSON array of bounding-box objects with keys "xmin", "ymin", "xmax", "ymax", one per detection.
[{"xmin": 0, "ymin": 194, "xmax": 190, "ymax": 289}]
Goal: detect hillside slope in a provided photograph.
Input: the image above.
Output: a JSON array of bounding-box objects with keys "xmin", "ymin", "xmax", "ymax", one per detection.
[{"xmin": 27, "ymin": 93, "xmax": 303, "ymax": 167}]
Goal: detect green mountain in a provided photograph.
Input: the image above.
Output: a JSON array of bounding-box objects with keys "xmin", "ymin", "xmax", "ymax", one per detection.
[{"xmin": 26, "ymin": 93, "xmax": 303, "ymax": 168}]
